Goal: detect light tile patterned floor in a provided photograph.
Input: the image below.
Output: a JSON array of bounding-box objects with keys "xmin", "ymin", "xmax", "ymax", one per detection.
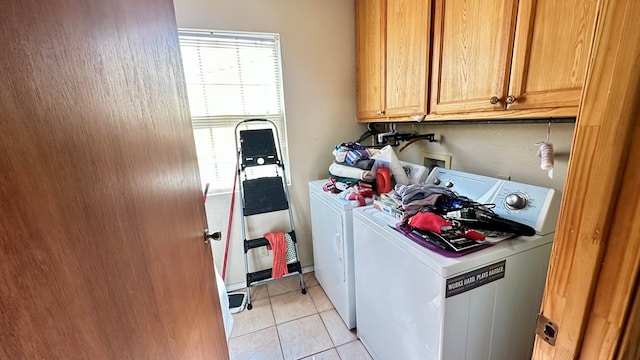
[{"xmin": 228, "ymin": 273, "xmax": 372, "ymax": 360}]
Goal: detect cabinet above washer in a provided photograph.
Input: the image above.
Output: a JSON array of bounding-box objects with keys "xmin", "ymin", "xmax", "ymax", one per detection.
[
  {"xmin": 429, "ymin": 0, "xmax": 597, "ymax": 119},
  {"xmin": 355, "ymin": 0, "xmax": 598, "ymax": 122}
]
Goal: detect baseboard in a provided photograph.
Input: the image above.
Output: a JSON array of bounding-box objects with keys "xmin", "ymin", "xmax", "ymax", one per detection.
[{"xmin": 225, "ymin": 265, "xmax": 314, "ymax": 292}]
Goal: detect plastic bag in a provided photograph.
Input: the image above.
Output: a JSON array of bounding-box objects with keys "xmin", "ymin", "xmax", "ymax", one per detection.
[{"xmin": 371, "ymin": 145, "xmax": 409, "ymax": 185}]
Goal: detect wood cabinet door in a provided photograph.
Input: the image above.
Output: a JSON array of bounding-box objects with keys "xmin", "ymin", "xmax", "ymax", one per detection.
[
  {"xmin": 356, "ymin": 0, "xmax": 386, "ymax": 119},
  {"xmin": 507, "ymin": 0, "xmax": 597, "ymax": 111},
  {"xmin": 430, "ymin": 0, "xmax": 518, "ymax": 114},
  {"xmin": 0, "ymin": 0, "xmax": 229, "ymax": 358},
  {"xmin": 385, "ymin": 0, "xmax": 431, "ymax": 118}
]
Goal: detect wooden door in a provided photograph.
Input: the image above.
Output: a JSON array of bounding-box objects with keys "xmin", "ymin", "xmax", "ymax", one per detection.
[
  {"xmin": 356, "ymin": 0, "xmax": 386, "ymax": 120},
  {"xmin": 532, "ymin": 0, "xmax": 640, "ymax": 358},
  {"xmin": 507, "ymin": 0, "xmax": 597, "ymax": 113},
  {"xmin": 0, "ymin": 1, "xmax": 229, "ymax": 359},
  {"xmin": 430, "ymin": 0, "xmax": 518, "ymax": 114},
  {"xmin": 384, "ymin": 0, "xmax": 431, "ymax": 118}
]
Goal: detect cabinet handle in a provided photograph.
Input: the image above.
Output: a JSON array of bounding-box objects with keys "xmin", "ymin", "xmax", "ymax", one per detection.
[
  {"xmin": 489, "ymin": 96, "xmax": 500, "ymax": 105},
  {"xmin": 376, "ymin": 110, "xmax": 385, "ymax": 116},
  {"xmin": 506, "ymin": 95, "xmax": 517, "ymax": 104}
]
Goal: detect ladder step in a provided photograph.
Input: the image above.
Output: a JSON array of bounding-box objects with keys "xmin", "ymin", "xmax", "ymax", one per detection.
[
  {"xmin": 242, "ymin": 177, "xmax": 289, "ymax": 216},
  {"xmin": 247, "ymin": 262, "xmax": 302, "ymax": 285},
  {"xmin": 245, "ymin": 237, "xmax": 270, "ymax": 252},
  {"xmin": 244, "ymin": 231, "xmax": 297, "ymax": 253}
]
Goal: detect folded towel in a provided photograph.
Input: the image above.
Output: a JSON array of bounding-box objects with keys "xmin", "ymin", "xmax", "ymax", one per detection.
[
  {"xmin": 329, "ymin": 163, "xmax": 375, "ymax": 182},
  {"xmin": 335, "ymin": 158, "xmax": 375, "ymax": 170},
  {"xmin": 264, "ymin": 231, "xmax": 289, "ymax": 279},
  {"xmin": 328, "ymin": 172, "xmax": 361, "ymax": 185}
]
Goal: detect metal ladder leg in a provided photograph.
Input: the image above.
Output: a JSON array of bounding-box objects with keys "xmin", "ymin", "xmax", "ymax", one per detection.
[
  {"xmin": 243, "ymin": 250, "xmax": 253, "ymax": 310},
  {"xmin": 293, "ymin": 240, "xmax": 307, "ymax": 294}
]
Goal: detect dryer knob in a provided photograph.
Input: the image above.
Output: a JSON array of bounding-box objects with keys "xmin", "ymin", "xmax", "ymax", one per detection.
[
  {"xmin": 433, "ymin": 178, "xmax": 441, "ymax": 185},
  {"xmin": 445, "ymin": 181, "xmax": 454, "ymax": 188},
  {"xmin": 505, "ymin": 193, "xmax": 527, "ymax": 210}
]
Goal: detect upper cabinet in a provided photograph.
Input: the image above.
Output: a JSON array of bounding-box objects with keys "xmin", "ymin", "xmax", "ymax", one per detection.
[
  {"xmin": 429, "ymin": 0, "xmax": 597, "ymax": 117},
  {"xmin": 430, "ymin": 0, "xmax": 518, "ymax": 114},
  {"xmin": 356, "ymin": 0, "xmax": 431, "ymax": 121},
  {"xmin": 356, "ymin": 0, "xmax": 385, "ymax": 119},
  {"xmin": 507, "ymin": 0, "xmax": 596, "ymax": 111},
  {"xmin": 355, "ymin": 0, "xmax": 598, "ymax": 121}
]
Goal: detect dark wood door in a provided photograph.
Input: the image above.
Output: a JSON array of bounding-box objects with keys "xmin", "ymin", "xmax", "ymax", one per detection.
[{"xmin": 0, "ymin": 0, "xmax": 229, "ymax": 359}]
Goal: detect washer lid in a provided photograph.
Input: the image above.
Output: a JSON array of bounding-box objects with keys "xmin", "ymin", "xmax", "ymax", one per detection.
[{"xmin": 353, "ymin": 206, "xmax": 553, "ymax": 278}]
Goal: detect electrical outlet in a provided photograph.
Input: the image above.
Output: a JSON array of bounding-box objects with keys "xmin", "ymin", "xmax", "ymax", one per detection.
[{"xmin": 258, "ymin": 247, "xmax": 269, "ymax": 257}]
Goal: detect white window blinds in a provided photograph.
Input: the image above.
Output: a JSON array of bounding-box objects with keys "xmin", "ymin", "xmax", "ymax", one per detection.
[{"xmin": 178, "ymin": 30, "xmax": 289, "ymax": 192}]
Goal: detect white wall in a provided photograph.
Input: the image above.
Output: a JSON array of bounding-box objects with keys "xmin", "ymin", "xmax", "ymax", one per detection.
[
  {"xmin": 173, "ymin": 0, "xmax": 364, "ymax": 287},
  {"xmin": 394, "ymin": 122, "xmax": 574, "ymax": 192}
]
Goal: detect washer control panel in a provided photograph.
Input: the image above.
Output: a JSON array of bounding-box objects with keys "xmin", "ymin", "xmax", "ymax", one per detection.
[{"xmin": 426, "ymin": 168, "xmax": 561, "ymax": 235}]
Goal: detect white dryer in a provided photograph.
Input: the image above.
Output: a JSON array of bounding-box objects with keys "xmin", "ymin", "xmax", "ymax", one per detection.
[
  {"xmin": 353, "ymin": 168, "xmax": 561, "ymax": 359},
  {"xmin": 309, "ymin": 180, "xmax": 358, "ymax": 328},
  {"xmin": 308, "ymin": 162, "xmax": 428, "ymax": 329}
]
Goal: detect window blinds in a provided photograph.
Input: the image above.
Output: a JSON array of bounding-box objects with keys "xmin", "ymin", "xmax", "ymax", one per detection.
[{"xmin": 178, "ymin": 30, "xmax": 289, "ymax": 192}]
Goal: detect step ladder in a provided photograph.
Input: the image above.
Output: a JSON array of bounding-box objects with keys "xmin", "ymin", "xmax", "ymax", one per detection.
[{"xmin": 234, "ymin": 118, "xmax": 306, "ymax": 310}]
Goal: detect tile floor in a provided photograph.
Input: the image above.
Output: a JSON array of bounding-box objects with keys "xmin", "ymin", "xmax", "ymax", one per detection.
[{"xmin": 227, "ymin": 272, "xmax": 372, "ymax": 360}]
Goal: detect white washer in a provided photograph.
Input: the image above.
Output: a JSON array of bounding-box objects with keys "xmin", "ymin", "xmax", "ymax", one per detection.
[
  {"xmin": 353, "ymin": 168, "xmax": 561, "ymax": 360},
  {"xmin": 309, "ymin": 162, "xmax": 428, "ymax": 329}
]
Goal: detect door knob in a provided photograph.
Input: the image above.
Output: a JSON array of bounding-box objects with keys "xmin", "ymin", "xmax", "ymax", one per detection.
[
  {"xmin": 204, "ymin": 229, "xmax": 222, "ymax": 244},
  {"xmin": 376, "ymin": 109, "xmax": 385, "ymax": 116},
  {"xmin": 489, "ymin": 96, "xmax": 500, "ymax": 104},
  {"xmin": 506, "ymin": 95, "xmax": 517, "ymax": 104}
]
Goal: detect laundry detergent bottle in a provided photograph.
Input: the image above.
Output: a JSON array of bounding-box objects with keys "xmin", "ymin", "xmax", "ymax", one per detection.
[{"xmin": 376, "ymin": 164, "xmax": 392, "ymax": 195}]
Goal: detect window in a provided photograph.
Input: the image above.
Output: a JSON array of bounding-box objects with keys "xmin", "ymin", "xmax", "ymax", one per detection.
[{"xmin": 178, "ymin": 29, "xmax": 289, "ymax": 193}]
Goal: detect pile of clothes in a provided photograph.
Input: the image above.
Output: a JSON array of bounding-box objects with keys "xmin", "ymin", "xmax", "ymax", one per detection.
[
  {"xmin": 388, "ymin": 186, "xmax": 493, "ymax": 252},
  {"xmin": 323, "ymin": 142, "xmax": 376, "ymax": 206},
  {"xmin": 329, "ymin": 142, "xmax": 377, "ymax": 183},
  {"xmin": 387, "ymin": 183, "xmax": 536, "ymax": 246},
  {"xmin": 385, "ymin": 183, "xmax": 459, "ymax": 218}
]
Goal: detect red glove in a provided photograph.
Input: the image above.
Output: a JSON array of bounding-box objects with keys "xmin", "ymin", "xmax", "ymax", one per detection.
[{"xmin": 408, "ymin": 212, "xmax": 452, "ymax": 234}]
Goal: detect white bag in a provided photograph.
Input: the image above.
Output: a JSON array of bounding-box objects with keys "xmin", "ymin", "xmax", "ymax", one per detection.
[{"xmin": 371, "ymin": 145, "xmax": 409, "ymax": 185}]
